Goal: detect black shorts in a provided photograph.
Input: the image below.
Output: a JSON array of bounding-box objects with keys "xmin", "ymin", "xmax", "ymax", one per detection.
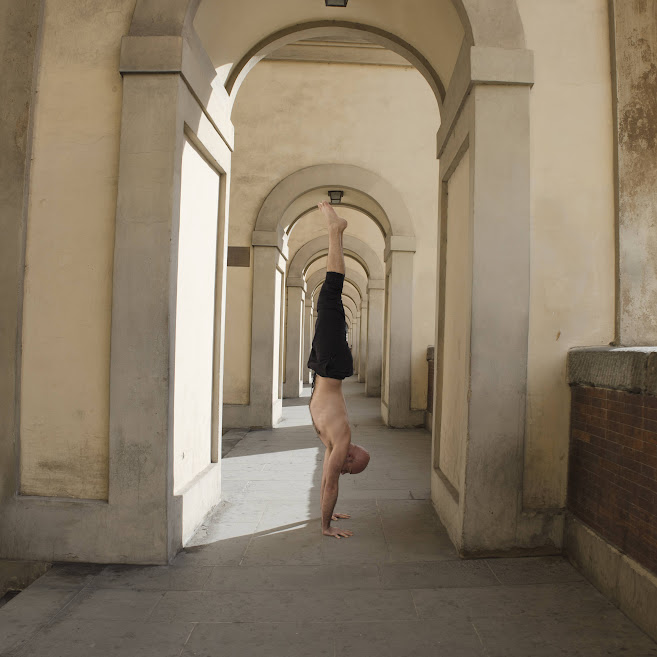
[{"xmin": 307, "ymin": 271, "xmax": 354, "ymax": 382}]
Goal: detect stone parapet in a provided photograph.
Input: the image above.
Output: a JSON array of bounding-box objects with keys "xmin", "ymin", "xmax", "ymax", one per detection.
[
  {"xmin": 568, "ymin": 346, "xmax": 657, "ymax": 394},
  {"xmin": 567, "ymin": 345, "xmax": 657, "ymax": 640}
]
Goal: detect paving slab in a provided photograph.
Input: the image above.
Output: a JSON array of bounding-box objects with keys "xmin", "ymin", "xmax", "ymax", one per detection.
[
  {"xmin": 58, "ymin": 588, "xmax": 165, "ymax": 622},
  {"xmin": 473, "ymin": 612, "xmax": 657, "ymax": 657},
  {"xmin": 3, "ymin": 377, "xmax": 656, "ymax": 656},
  {"xmin": 204, "ymin": 564, "xmax": 381, "ymax": 591},
  {"xmin": 150, "ymin": 589, "xmax": 418, "ymax": 623},
  {"xmin": 181, "ymin": 622, "xmax": 334, "ymax": 657},
  {"xmin": 334, "ymin": 619, "xmax": 486, "ymax": 657},
  {"xmin": 485, "ymin": 555, "xmax": 585, "ymax": 585},
  {"xmin": 381, "ymin": 560, "xmax": 499, "ymax": 589},
  {"xmin": 412, "ymin": 581, "xmax": 617, "ymax": 620},
  {"xmin": 0, "ymin": 587, "xmax": 80, "ymax": 654},
  {"xmin": 92, "ymin": 565, "xmax": 213, "ymax": 590},
  {"xmin": 10, "ymin": 619, "xmax": 194, "ymax": 657}
]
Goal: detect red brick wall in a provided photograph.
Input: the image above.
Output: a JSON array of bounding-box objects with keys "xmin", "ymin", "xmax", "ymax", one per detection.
[{"xmin": 568, "ymin": 386, "xmax": 657, "ymax": 574}]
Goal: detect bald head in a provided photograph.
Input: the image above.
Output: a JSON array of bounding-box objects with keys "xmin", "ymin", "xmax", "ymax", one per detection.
[{"xmin": 342, "ymin": 444, "xmax": 370, "ymax": 475}]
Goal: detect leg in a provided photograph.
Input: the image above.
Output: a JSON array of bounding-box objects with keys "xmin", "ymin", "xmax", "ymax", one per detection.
[
  {"xmin": 319, "ymin": 201, "xmax": 347, "ymax": 274},
  {"xmin": 309, "ymin": 201, "xmax": 350, "ymax": 431}
]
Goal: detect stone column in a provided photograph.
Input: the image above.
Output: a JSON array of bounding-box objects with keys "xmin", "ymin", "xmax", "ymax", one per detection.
[
  {"xmin": 461, "ymin": 83, "xmax": 533, "ymax": 553},
  {"xmin": 382, "ymin": 240, "xmax": 423, "ymax": 427},
  {"xmin": 366, "ymin": 282, "xmax": 384, "ymax": 397},
  {"xmin": 610, "ymin": 1, "xmax": 657, "ymax": 345},
  {"xmin": 0, "ymin": 0, "xmax": 42, "ymax": 541},
  {"xmin": 352, "ymin": 313, "xmax": 360, "ymax": 376},
  {"xmin": 302, "ymin": 299, "xmax": 312, "ymax": 384},
  {"xmin": 432, "ymin": 47, "xmax": 544, "ymax": 556},
  {"xmin": 358, "ymin": 299, "xmax": 368, "ymax": 383},
  {"xmin": 247, "ymin": 243, "xmax": 286, "ymax": 426},
  {"xmin": 283, "ymin": 282, "xmax": 305, "ymax": 398}
]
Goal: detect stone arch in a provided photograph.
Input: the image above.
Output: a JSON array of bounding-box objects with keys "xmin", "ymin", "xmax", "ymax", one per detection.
[
  {"xmin": 309, "ymin": 281, "xmax": 359, "ymax": 315},
  {"xmin": 128, "ymin": 0, "xmax": 200, "ymax": 37},
  {"xmin": 303, "ymin": 267, "xmax": 367, "ymax": 383},
  {"xmin": 305, "ymin": 267, "xmax": 367, "ymax": 304},
  {"xmin": 96, "ymin": 0, "xmax": 535, "ymax": 566},
  {"xmin": 255, "ymin": 164, "xmax": 415, "ymax": 239},
  {"xmin": 342, "ymin": 296, "xmax": 357, "ymax": 318},
  {"xmin": 128, "ymin": 0, "xmax": 526, "ymax": 59},
  {"xmin": 452, "ymin": 0, "xmax": 525, "ymax": 48},
  {"xmin": 224, "ymin": 21, "xmax": 446, "ymax": 111},
  {"xmin": 287, "ymin": 235, "xmax": 384, "ymax": 282}
]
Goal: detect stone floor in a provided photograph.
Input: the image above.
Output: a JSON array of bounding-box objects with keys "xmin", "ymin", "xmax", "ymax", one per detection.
[{"xmin": 1, "ymin": 377, "xmax": 657, "ymax": 656}]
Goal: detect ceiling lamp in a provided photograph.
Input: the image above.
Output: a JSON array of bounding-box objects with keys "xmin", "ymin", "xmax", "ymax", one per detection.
[
  {"xmin": 328, "ymin": 190, "xmax": 344, "ymax": 204},
  {"xmin": 325, "ymin": 0, "xmax": 348, "ymax": 6}
]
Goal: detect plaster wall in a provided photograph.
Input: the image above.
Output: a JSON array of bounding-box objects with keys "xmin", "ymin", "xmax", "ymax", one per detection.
[
  {"xmin": 224, "ymin": 60, "xmax": 439, "ymax": 409},
  {"xmin": 173, "ymin": 138, "xmax": 219, "ymax": 492},
  {"xmin": 19, "ymin": 0, "xmax": 135, "ymax": 498},
  {"xmin": 517, "ymin": 0, "xmax": 616, "ymax": 508},
  {"xmin": 439, "ymin": 150, "xmax": 471, "ymax": 493}
]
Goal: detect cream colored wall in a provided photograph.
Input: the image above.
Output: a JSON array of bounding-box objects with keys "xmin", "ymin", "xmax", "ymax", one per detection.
[
  {"xmin": 517, "ymin": 0, "xmax": 616, "ymax": 507},
  {"xmin": 224, "ymin": 59, "xmax": 439, "ymax": 408},
  {"xmin": 173, "ymin": 138, "xmax": 219, "ymax": 492},
  {"xmin": 439, "ymin": 151, "xmax": 471, "ymax": 493},
  {"xmin": 19, "ymin": 0, "xmax": 135, "ymax": 498}
]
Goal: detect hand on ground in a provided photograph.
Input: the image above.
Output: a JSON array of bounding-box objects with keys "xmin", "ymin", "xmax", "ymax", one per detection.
[
  {"xmin": 332, "ymin": 512, "xmax": 351, "ymax": 520},
  {"xmin": 323, "ymin": 526, "xmax": 354, "ymax": 539}
]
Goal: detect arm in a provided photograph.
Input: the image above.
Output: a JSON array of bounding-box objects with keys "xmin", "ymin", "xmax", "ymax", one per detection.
[
  {"xmin": 320, "ymin": 446, "xmax": 331, "ymax": 510},
  {"xmin": 320, "ymin": 442, "xmax": 352, "ymax": 538},
  {"xmin": 321, "ymin": 447, "xmax": 351, "ymax": 523}
]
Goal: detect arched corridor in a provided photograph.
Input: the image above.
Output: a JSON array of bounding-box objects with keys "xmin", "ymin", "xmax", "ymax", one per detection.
[
  {"xmin": 2, "ymin": 0, "xmax": 657, "ymax": 652},
  {"xmin": 3, "ymin": 379, "xmax": 656, "ymax": 655}
]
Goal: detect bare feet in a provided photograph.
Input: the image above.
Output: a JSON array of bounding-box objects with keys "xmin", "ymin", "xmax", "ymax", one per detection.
[{"xmin": 318, "ymin": 201, "xmax": 348, "ymax": 232}]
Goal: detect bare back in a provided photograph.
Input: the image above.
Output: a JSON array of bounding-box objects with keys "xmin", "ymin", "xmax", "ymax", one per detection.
[{"xmin": 309, "ymin": 374, "xmax": 351, "ymax": 449}]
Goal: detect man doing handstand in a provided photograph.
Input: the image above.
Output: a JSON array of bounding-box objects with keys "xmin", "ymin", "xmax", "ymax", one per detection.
[{"xmin": 308, "ymin": 201, "xmax": 370, "ymax": 539}]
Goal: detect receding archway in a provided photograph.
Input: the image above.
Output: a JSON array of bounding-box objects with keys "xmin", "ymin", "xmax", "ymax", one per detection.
[
  {"xmin": 300, "ymin": 266, "xmax": 368, "ymax": 385},
  {"xmin": 281, "ymin": 236, "xmax": 384, "ymax": 401},
  {"xmin": 81, "ymin": 0, "xmax": 534, "ymax": 568}
]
